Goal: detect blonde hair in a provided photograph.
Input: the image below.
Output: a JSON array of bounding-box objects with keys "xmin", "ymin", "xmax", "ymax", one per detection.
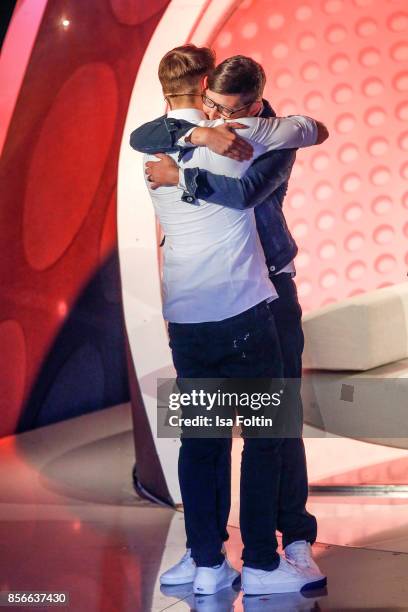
[{"xmin": 158, "ymin": 44, "xmax": 216, "ymax": 96}]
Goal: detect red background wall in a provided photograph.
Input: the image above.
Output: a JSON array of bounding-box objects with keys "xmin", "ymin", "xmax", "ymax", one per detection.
[{"xmin": 0, "ymin": 0, "xmax": 170, "ymax": 437}]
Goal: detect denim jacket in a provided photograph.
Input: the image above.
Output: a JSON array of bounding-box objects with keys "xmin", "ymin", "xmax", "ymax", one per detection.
[{"xmin": 129, "ymin": 100, "xmax": 298, "ymax": 273}]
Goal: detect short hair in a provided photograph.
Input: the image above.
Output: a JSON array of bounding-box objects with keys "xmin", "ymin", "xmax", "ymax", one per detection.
[
  {"xmin": 158, "ymin": 44, "xmax": 216, "ymax": 96},
  {"xmin": 207, "ymin": 55, "xmax": 266, "ymax": 103}
]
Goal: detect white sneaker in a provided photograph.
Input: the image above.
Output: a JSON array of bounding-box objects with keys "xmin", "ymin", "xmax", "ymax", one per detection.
[
  {"xmin": 194, "ymin": 558, "xmax": 240, "ymax": 595},
  {"xmin": 242, "ymin": 555, "xmax": 326, "ymax": 595},
  {"xmin": 284, "ymin": 540, "xmax": 327, "ymax": 586},
  {"xmin": 160, "ymin": 548, "xmax": 196, "ymax": 585}
]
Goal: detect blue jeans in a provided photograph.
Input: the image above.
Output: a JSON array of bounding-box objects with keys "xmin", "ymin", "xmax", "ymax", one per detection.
[
  {"xmin": 268, "ymin": 273, "xmax": 317, "ymax": 548},
  {"xmin": 168, "ymin": 300, "xmax": 284, "ymax": 568}
]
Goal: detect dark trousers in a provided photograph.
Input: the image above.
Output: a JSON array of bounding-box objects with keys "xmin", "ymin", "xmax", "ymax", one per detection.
[
  {"xmin": 268, "ymin": 273, "xmax": 317, "ymax": 549},
  {"xmin": 168, "ymin": 300, "xmax": 284, "ymax": 568}
]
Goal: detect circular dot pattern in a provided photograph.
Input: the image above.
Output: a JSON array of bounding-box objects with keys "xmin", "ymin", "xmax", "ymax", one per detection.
[
  {"xmin": 325, "ymin": 24, "xmax": 347, "ymax": 44},
  {"xmin": 355, "ymin": 18, "xmax": 378, "ymax": 37},
  {"xmin": 316, "ymin": 211, "xmax": 335, "ymax": 230},
  {"xmin": 304, "ymin": 91, "xmax": 324, "ymax": 110},
  {"xmin": 335, "ymin": 113, "xmax": 356, "ymax": 133},
  {"xmin": 329, "ymin": 53, "xmax": 350, "ymax": 73},
  {"xmin": 388, "ymin": 12, "xmax": 408, "ymax": 32},
  {"xmin": 212, "ymin": 0, "xmax": 407, "ymax": 311},
  {"xmin": 297, "ymin": 250, "xmax": 311, "ymax": 267},
  {"xmin": 365, "ymin": 107, "xmax": 386, "ymax": 127},
  {"xmin": 338, "ymin": 143, "xmax": 359, "ymax": 163},
  {"xmin": 326, "ymin": 1, "xmax": 344, "ymax": 13},
  {"xmin": 344, "ymin": 203, "xmax": 363, "ymax": 222},
  {"xmin": 359, "ymin": 47, "xmax": 380, "ymax": 66},
  {"xmin": 242, "ymin": 22, "xmax": 258, "ymax": 38},
  {"xmin": 296, "ymin": 5, "xmax": 312, "ymax": 21},
  {"xmin": 318, "ymin": 241, "xmax": 337, "ymax": 259},
  {"xmin": 345, "ymin": 232, "xmax": 365, "ymax": 251},
  {"xmin": 268, "ymin": 14, "xmax": 285, "ymax": 29},
  {"xmin": 320, "ymin": 269, "xmax": 338, "ymax": 289},
  {"xmin": 298, "ymin": 32, "xmax": 317, "ymax": 50},
  {"xmin": 289, "ymin": 189, "xmax": 306, "ymax": 209},
  {"xmin": 371, "ymin": 196, "xmax": 392, "ymax": 215},
  {"xmin": 390, "ymin": 41, "xmax": 408, "ymax": 62},
  {"xmin": 362, "ymin": 77, "xmax": 384, "ymax": 97},
  {"xmin": 272, "ymin": 43, "xmax": 289, "ymax": 59},
  {"xmin": 373, "ymin": 225, "xmax": 394, "ymax": 245},
  {"xmin": 275, "ymin": 70, "xmax": 294, "ymax": 88},
  {"xmin": 301, "ymin": 61, "xmax": 320, "ymax": 81},
  {"xmin": 332, "ymin": 84, "xmax": 353, "ymax": 104},
  {"xmin": 341, "ymin": 173, "xmax": 361, "ymax": 193},
  {"xmin": 312, "ymin": 152, "xmax": 330, "ymax": 170},
  {"xmin": 367, "ymin": 137, "xmax": 389, "ymax": 157},
  {"xmin": 394, "ymin": 72, "xmax": 408, "ymax": 92}
]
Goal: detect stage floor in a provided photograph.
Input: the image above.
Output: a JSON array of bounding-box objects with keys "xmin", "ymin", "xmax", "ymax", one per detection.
[{"xmin": 1, "ymin": 404, "xmax": 407, "ymax": 611}]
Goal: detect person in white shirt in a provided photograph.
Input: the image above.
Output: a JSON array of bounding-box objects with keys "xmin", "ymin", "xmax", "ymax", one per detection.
[
  {"xmin": 130, "ymin": 46, "xmax": 328, "ymax": 596},
  {"xmin": 145, "ymin": 106, "xmax": 317, "ymax": 323}
]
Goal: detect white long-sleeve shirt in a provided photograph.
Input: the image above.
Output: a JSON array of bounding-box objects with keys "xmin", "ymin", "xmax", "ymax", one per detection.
[{"xmin": 143, "ymin": 108, "xmax": 317, "ymax": 323}]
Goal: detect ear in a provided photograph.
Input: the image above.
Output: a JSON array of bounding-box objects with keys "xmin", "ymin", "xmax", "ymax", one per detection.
[
  {"xmin": 202, "ymin": 75, "xmax": 208, "ymax": 89},
  {"xmin": 248, "ymin": 100, "xmax": 263, "ymax": 116}
]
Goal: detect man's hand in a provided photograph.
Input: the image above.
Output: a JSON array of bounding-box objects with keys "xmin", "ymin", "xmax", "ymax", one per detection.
[
  {"xmin": 315, "ymin": 121, "xmax": 329, "ymax": 144},
  {"xmin": 189, "ymin": 124, "xmax": 253, "ymax": 161},
  {"xmin": 145, "ymin": 153, "xmax": 179, "ymax": 189}
]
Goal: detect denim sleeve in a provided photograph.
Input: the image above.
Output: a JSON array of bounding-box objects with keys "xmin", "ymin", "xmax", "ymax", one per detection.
[
  {"xmin": 129, "ymin": 116, "xmax": 197, "ymax": 153},
  {"xmin": 182, "ymin": 149, "xmax": 297, "ymax": 210}
]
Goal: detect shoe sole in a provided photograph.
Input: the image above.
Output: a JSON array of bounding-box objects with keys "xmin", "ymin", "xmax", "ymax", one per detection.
[
  {"xmin": 194, "ymin": 570, "xmax": 240, "ymax": 595},
  {"xmin": 301, "ymin": 577, "xmax": 327, "ymax": 592},
  {"xmin": 160, "ymin": 576, "xmax": 195, "ymax": 586},
  {"xmin": 242, "ymin": 575, "xmax": 327, "ymax": 595}
]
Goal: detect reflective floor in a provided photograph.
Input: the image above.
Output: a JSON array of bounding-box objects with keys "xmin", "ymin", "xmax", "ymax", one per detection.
[{"xmin": 1, "ymin": 404, "xmax": 407, "ymax": 611}]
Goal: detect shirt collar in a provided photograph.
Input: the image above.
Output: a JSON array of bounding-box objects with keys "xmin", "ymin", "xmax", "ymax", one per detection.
[{"xmin": 167, "ymin": 108, "xmax": 207, "ymax": 122}]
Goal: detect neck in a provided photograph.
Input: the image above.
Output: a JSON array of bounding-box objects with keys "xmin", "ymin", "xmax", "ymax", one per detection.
[{"xmin": 168, "ymin": 94, "xmax": 202, "ymax": 111}]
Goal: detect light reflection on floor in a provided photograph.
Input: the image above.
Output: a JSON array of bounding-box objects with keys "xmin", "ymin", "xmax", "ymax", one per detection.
[
  {"xmin": 0, "ymin": 404, "xmax": 407, "ymax": 611},
  {"xmin": 229, "ymin": 430, "xmax": 408, "ymax": 555}
]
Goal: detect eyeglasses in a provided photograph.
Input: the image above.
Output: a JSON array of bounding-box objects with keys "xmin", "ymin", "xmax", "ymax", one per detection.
[{"xmin": 201, "ymin": 93, "xmax": 256, "ymax": 118}]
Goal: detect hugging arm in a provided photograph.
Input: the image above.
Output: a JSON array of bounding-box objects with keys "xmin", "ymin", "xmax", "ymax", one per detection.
[
  {"xmin": 145, "ymin": 148, "xmax": 296, "ymax": 209},
  {"xmin": 140, "ymin": 112, "xmax": 328, "ymax": 206},
  {"xmin": 176, "ymin": 115, "xmax": 329, "ymax": 208},
  {"xmin": 129, "ymin": 116, "xmax": 195, "ymax": 153},
  {"xmin": 130, "ymin": 116, "xmax": 253, "ymax": 160},
  {"xmin": 130, "ymin": 114, "xmax": 327, "ymax": 157},
  {"xmin": 180, "ymin": 149, "xmax": 296, "ymax": 210}
]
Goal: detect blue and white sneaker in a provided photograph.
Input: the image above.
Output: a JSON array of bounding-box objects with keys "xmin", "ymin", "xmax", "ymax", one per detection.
[
  {"xmin": 242, "ymin": 555, "xmax": 326, "ymax": 595},
  {"xmin": 284, "ymin": 540, "xmax": 327, "ymax": 587}
]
